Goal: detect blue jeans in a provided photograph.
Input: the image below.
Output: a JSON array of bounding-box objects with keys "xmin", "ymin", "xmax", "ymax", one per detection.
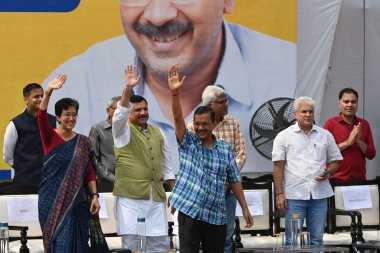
[
  {"xmin": 285, "ymin": 198, "xmax": 328, "ymax": 246},
  {"xmin": 224, "ymin": 192, "xmax": 237, "ymax": 253}
]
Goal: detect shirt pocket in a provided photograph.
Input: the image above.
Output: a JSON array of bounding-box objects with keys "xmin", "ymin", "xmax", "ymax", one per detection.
[
  {"xmin": 287, "ymin": 142, "xmax": 305, "ymax": 158},
  {"xmin": 313, "ymin": 143, "xmax": 327, "ymax": 162}
]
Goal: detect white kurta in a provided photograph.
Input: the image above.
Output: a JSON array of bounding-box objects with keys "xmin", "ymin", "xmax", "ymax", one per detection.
[{"xmin": 112, "ymin": 102, "xmax": 174, "ymax": 236}]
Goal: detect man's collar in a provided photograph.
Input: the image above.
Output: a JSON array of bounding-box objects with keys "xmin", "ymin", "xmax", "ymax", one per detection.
[
  {"xmin": 131, "ymin": 20, "xmax": 252, "ymax": 128},
  {"xmin": 293, "ymin": 122, "xmax": 317, "ymax": 133},
  {"xmin": 102, "ymin": 118, "xmax": 112, "ymax": 129},
  {"xmin": 132, "ymin": 122, "xmax": 149, "ymax": 132},
  {"xmin": 337, "ymin": 113, "xmax": 357, "ymax": 124},
  {"xmin": 24, "ymin": 108, "xmax": 37, "ymax": 118},
  {"xmin": 196, "ymin": 133, "xmax": 218, "ymax": 149}
]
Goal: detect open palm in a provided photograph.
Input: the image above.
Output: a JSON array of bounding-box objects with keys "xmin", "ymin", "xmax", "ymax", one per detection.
[
  {"xmin": 47, "ymin": 74, "xmax": 67, "ymax": 90},
  {"xmin": 168, "ymin": 65, "xmax": 186, "ymax": 91},
  {"xmin": 125, "ymin": 64, "xmax": 140, "ymax": 88}
]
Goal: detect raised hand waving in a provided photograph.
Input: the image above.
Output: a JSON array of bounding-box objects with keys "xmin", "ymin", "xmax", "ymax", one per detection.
[
  {"xmin": 168, "ymin": 65, "xmax": 186, "ymax": 91},
  {"xmin": 124, "ymin": 64, "xmax": 141, "ymax": 89},
  {"xmin": 47, "ymin": 74, "xmax": 67, "ymax": 91}
]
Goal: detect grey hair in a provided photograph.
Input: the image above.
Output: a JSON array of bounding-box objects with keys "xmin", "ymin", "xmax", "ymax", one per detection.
[
  {"xmin": 107, "ymin": 96, "xmax": 121, "ymax": 108},
  {"xmin": 293, "ymin": 96, "xmax": 315, "ymax": 111},
  {"xmin": 202, "ymin": 86, "xmax": 227, "ymax": 105}
]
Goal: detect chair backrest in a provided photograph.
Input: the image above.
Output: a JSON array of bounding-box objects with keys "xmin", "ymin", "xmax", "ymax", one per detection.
[
  {"xmin": 238, "ymin": 180, "xmax": 274, "ymax": 236},
  {"xmin": 0, "ymin": 194, "xmax": 42, "ymax": 237},
  {"xmin": 99, "ymin": 192, "xmax": 117, "ymax": 235},
  {"xmin": 0, "ymin": 192, "xmax": 118, "ymax": 238},
  {"xmin": 0, "ymin": 184, "xmax": 40, "ymax": 238},
  {"xmin": 329, "ymin": 178, "xmax": 380, "ymax": 232}
]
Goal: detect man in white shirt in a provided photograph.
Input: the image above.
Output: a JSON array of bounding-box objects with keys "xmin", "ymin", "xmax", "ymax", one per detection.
[
  {"xmin": 43, "ymin": 1, "xmax": 296, "ymax": 173},
  {"xmin": 272, "ymin": 96, "xmax": 342, "ymax": 246},
  {"xmin": 112, "ymin": 65, "xmax": 175, "ymax": 251},
  {"xmin": 3, "ymin": 83, "xmax": 56, "ymax": 187}
]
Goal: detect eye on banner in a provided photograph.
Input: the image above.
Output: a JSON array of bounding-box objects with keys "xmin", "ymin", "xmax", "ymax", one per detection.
[{"xmin": 0, "ymin": 0, "xmax": 296, "ymax": 177}]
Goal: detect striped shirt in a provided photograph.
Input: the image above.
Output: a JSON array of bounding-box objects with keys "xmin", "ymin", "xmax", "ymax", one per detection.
[
  {"xmin": 170, "ymin": 130, "xmax": 240, "ymax": 225},
  {"xmin": 188, "ymin": 115, "xmax": 246, "ymax": 171}
]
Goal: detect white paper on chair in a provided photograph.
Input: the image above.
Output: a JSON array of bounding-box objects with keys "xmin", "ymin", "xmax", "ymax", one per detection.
[
  {"xmin": 98, "ymin": 194, "xmax": 108, "ymax": 219},
  {"xmin": 7, "ymin": 196, "xmax": 39, "ymax": 222},
  {"xmin": 235, "ymin": 191, "xmax": 263, "ymax": 216},
  {"xmin": 342, "ymin": 185, "xmax": 372, "ymax": 210}
]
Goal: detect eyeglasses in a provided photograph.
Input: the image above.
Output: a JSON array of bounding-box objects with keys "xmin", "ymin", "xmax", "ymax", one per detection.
[
  {"xmin": 193, "ymin": 122, "xmax": 211, "ymax": 128},
  {"xmin": 210, "ymin": 99, "xmax": 229, "ymax": 106},
  {"xmin": 61, "ymin": 113, "xmax": 78, "ymax": 118},
  {"xmin": 119, "ymin": 0, "xmax": 193, "ymax": 7}
]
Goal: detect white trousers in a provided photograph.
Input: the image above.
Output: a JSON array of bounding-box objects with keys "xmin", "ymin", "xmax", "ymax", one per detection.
[{"xmin": 121, "ymin": 234, "xmax": 169, "ymax": 251}]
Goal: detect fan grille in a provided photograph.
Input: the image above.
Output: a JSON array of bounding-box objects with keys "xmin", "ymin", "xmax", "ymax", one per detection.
[{"xmin": 250, "ymin": 97, "xmax": 296, "ymax": 159}]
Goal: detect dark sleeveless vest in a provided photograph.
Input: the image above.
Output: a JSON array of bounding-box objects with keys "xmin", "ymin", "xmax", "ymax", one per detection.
[{"xmin": 11, "ymin": 109, "xmax": 56, "ymax": 186}]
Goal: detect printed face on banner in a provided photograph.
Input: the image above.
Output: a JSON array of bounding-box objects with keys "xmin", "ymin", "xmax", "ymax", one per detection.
[
  {"xmin": 0, "ymin": 0, "xmax": 297, "ymax": 175},
  {"xmin": 119, "ymin": 0, "xmax": 234, "ymax": 78}
]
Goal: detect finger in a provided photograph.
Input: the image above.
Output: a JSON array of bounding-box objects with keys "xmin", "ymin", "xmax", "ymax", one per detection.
[
  {"xmin": 168, "ymin": 66, "xmax": 172, "ymax": 78},
  {"xmin": 61, "ymin": 76, "xmax": 67, "ymax": 84}
]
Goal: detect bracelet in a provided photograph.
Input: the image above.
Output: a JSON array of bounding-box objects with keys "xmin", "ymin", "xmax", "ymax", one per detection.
[
  {"xmin": 171, "ymin": 92, "xmax": 179, "ymax": 96},
  {"xmin": 91, "ymin": 192, "xmax": 99, "ymax": 198},
  {"xmin": 276, "ymin": 192, "xmax": 284, "ymax": 196}
]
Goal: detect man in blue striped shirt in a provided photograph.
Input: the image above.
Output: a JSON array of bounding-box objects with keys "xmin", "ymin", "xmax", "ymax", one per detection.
[{"xmin": 168, "ymin": 65, "xmax": 253, "ymax": 253}]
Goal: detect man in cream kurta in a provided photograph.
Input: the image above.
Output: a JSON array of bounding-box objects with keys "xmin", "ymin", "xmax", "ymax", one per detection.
[{"xmin": 112, "ymin": 65, "xmax": 175, "ymax": 251}]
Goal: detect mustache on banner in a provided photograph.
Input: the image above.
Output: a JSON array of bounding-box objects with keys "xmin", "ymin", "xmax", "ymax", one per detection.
[{"xmin": 134, "ymin": 20, "xmax": 193, "ymax": 37}]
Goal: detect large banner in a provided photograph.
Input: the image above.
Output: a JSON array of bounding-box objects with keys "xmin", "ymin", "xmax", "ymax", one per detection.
[{"xmin": 0, "ymin": 0, "xmax": 296, "ymax": 177}]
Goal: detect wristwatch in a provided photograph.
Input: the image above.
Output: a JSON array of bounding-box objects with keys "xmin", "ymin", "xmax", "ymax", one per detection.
[{"xmin": 91, "ymin": 192, "xmax": 100, "ymax": 198}]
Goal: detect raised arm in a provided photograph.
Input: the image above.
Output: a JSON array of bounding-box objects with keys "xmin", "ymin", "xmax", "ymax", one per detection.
[
  {"xmin": 119, "ymin": 65, "xmax": 140, "ymax": 108},
  {"xmin": 39, "ymin": 74, "xmax": 67, "ymax": 110},
  {"xmin": 168, "ymin": 65, "xmax": 186, "ymax": 141}
]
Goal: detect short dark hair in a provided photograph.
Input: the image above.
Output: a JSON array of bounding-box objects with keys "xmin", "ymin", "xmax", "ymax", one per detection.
[
  {"xmin": 130, "ymin": 95, "xmax": 148, "ymax": 105},
  {"xmin": 339, "ymin": 88, "xmax": 358, "ymax": 100},
  {"xmin": 55, "ymin": 98, "xmax": 79, "ymax": 116},
  {"xmin": 23, "ymin": 83, "xmax": 42, "ymax": 97},
  {"xmin": 194, "ymin": 106, "xmax": 215, "ymax": 123}
]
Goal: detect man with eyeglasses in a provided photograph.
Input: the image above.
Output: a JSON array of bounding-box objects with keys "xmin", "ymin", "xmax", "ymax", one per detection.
[
  {"xmin": 3, "ymin": 83, "xmax": 56, "ymax": 187},
  {"xmin": 168, "ymin": 65, "xmax": 253, "ymax": 253},
  {"xmin": 89, "ymin": 96, "xmax": 121, "ymax": 192},
  {"xmin": 324, "ymin": 88, "xmax": 376, "ymax": 181},
  {"xmin": 42, "ymin": 0, "xmax": 296, "ymax": 177},
  {"xmin": 187, "ymin": 85, "xmax": 246, "ymax": 253}
]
